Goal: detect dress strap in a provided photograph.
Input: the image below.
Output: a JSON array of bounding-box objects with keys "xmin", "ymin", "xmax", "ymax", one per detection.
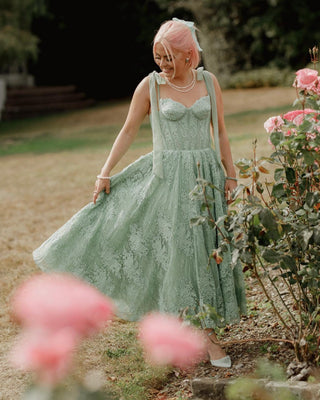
[
  {"xmin": 201, "ymin": 70, "xmax": 221, "ymax": 164},
  {"xmin": 149, "ymin": 71, "xmax": 164, "ymax": 179}
]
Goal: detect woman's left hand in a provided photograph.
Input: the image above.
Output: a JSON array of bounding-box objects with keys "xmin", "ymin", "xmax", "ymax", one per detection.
[{"xmin": 225, "ymin": 179, "xmax": 237, "ymax": 205}]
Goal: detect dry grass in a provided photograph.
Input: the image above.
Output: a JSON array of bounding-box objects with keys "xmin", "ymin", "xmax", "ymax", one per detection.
[{"xmin": 0, "ymin": 85, "xmax": 296, "ymax": 399}]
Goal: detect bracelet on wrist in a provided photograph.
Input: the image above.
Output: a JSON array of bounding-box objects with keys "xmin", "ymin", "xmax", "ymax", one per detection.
[
  {"xmin": 97, "ymin": 175, "xmax": 110, "ymax": 180},
  {"xmin": 226, "ymin": 176, "xmax": 238, "ymax": 181}
]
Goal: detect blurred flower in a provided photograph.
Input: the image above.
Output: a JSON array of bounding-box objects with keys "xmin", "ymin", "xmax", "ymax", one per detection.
[
  {"xmin": 10, "ymin": 328, "xmax": 78, "ymax": 386},
  {"xmin": 306, "ymin": 132, "xmax": 317, "ymax": 141},
  {"xmin": 11, "ymin": 273, "xmax": 115, "ymax": 338},
  {"xmin": 138, "ymin": 313, "xmax": 206, "ymax": 370},
  {"xmin": 295, "ymin": 68, "xmax": 318, "ymax": 90},
  {"xmin": 263, "ymin": 116, "xmax": 284, "ymax": 133}
]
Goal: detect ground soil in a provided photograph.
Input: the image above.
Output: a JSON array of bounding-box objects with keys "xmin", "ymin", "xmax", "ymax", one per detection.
[{"xmin": 0, "ymin": 86, "xmax": 304, "ymax": 400}]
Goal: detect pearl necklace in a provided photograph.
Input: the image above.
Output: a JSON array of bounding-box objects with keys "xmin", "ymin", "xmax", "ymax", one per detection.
[{"xmin": 165, "ymin": 70, "xmax": 196, "ymax": 93}]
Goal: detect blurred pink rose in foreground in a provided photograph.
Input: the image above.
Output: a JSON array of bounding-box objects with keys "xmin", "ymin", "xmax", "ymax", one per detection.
[
  {"xmin": 138, "ymin": 313, "xmax": 206, "ymax": 370},
  {"xmin": 11, "ymin": 328, "xmax": 78, "ymax": 385},
  {"xmin": 295, "ymin": 68, "xmax": 318, "ymax": 90},
  {"xmin": 10, "ymin": 273, "xmax": 115, "ymax": 386},
  {"xmin": 263, "ymin": 116, "xmax": 284, "ymax": 133},
  {"xmin": 11, "ymin": 273, "xmax": 115, "ymax": 337}
]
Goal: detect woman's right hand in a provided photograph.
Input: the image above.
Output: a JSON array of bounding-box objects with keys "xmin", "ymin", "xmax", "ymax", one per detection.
[{"xmin": 93, "ymin": 177, "xmax": 110, "ymax": 204}]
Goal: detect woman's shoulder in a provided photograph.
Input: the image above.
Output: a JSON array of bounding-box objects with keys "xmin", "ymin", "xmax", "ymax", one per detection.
[
  {"xmin": 201, "ymin": 69, "xmax": 217, "ymax": 82},
  {"xmin": 202, "ymin": 69, "xmax": 221, "ymax": 92},
  {"xmin": 134, "ymin": 75, "xmax": 151, "ymax": 98}
]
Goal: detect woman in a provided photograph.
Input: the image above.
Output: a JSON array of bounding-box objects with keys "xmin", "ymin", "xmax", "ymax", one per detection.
[{"xmin": 33, "ymin": 18, "xmax": 246, "ymax": 367}]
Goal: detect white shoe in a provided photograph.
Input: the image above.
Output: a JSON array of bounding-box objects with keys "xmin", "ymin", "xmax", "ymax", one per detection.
[{"xmin": 210, "ymin": 355, "xmax": 232, "ymax": 368}]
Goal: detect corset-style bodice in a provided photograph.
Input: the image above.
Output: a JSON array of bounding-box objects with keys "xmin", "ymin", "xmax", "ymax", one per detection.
[{"xmin": 159, "ymin": 95, "xmax": 212, "ymax": 150}]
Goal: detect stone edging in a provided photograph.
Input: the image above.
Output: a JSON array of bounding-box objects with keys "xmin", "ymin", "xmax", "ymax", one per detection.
[{"xmin": 191, "ymin": 377, "xmax": 320, "ymax": 400}]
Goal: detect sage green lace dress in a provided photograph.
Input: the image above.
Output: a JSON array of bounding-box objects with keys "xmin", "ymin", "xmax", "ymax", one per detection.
[{"xmin": 33, "ymin": 68, "xmax": 246, "ymax": 326}]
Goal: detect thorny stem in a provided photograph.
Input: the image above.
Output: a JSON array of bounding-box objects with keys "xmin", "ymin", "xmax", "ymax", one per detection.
[
  {"xmin": 253, "ymin": 253, "xmax": 295, "ymax": 337},
  {"xmin": 218, "ymin": 337, "xmax": 294, "ymax": 347},
  {"xmin": 255, "ymin": 252, "xmax": 299, "ymax": 330}
]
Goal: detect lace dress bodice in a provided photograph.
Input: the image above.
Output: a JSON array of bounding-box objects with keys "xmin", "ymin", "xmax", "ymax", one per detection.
[{"xmin": 159, "ymin": 95, "xmax": 212, "ymax": 150}]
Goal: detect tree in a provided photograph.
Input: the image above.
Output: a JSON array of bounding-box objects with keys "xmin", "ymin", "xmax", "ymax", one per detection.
[{"xmin": 0, "ymin": 0, "xmax": 47, "ymax": 73}]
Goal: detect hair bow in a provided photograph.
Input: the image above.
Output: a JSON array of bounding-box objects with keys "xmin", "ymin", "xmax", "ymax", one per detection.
[{"xmin": 172, "ymin": 17, "xmax": 203, "ymax": 52}]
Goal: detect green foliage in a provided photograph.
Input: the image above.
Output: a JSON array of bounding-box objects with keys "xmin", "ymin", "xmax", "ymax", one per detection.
[
  {"xmin": 227, "ymin": 67, "xmax": 294, "ymax": 89},
  {"xmin": 191, "ymin": 62, "xmax": 320, "ymax": 363},
  {"xmin": 0, "ymin": 0, "xmax": 47, "ymax": 71}
]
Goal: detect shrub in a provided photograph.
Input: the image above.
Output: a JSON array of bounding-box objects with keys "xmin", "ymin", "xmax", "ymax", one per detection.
[{"xmin": 227, "ymin": 67, "xmax": 294, "ymax": 89}]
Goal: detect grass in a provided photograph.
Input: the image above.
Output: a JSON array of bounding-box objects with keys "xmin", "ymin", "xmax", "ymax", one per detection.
[{"xmin": 0, "ymin": 103, "xmax": 291, "ymax": 159}]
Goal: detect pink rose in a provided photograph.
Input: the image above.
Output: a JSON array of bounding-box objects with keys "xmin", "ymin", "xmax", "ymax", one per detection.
[
  {"xmin": 285, "ymin": 129, "xmax": 293, "ymax": 137},
  {"xmin": 11, "ymin": 273, "xmax": 115, "ymax": 338},
  {"xmin": 10, "ymin": 328, "xmax": 78, "ymax": 385},
  {"xmin": 139, "ymin": 313, "xmax": 206, "ymax": 370},
  {"xmin": 283, "ymin": 109, "xmax": 319, "ymax": 126},
  {"xmin": 306, "ymin": 132, "xmax": 317, "ymax": 141},
  {"xmin": 310, "ymin": 77, "xmax": 320, "ymax": 95},
  {"xmin": 295, "ymin": 68, "xmax": 318, "ymax": 90},
  {"xmin": 264, "ymin": 116, "xmax": 284, "ymax": 133}
]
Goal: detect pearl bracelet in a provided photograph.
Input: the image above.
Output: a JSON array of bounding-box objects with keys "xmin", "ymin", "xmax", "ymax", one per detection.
[
  {"xmin": 226, "ymin": 176, "xmax": 238, "ymax": 181},
  {"xmin": 97, "ymin": 175, "xmax": 110, "ymax": 180}
]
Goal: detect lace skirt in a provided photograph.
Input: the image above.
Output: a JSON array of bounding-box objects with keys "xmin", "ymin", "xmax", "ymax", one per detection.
[{"xmin": 33, "ymin": 150, "xmax": 247, "ymax": 326}]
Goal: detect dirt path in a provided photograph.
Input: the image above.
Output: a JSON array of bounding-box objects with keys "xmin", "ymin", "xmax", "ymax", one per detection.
[{"xmin": 0, "ymin": 86, "xmax": 296, "ymax": 399}]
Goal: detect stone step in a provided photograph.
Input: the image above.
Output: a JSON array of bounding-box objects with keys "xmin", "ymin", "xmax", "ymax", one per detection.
[
  {"xmin": 5, "ymin": 91, "xmax": 86, "ymax": 106},
  {"xmin": 2, "ymin": 98, "xmax": 95, "ymax": 120},
  {"xmin": 2, "ymin": 85, "xmax": 95, "ymax": 120},
  {"xmin": 7, "ymin": 85, "xmax": 77, "ymax": 97},
  {"xmin": 191, "ymin": 377, "xmax": 320, "ymax": 400}
]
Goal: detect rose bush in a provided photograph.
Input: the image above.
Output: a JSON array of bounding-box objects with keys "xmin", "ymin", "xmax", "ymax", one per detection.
[{"xmin": 191, "ymin": 53, "xmax": 320, "ymax": 364}]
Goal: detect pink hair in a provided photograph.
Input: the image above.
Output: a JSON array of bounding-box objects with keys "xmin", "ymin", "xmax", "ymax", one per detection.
[{"xmin": 153, "ymin": 20, "xmax": 201, "ymax": 69}]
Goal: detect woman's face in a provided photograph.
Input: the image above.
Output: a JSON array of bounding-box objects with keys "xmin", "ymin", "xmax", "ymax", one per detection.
[{"xmin": 154, "ymin": 43, "xmax": 189, "ymax": 79}]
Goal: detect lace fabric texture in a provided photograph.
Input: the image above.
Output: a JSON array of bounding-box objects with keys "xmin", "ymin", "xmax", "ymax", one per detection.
[{"xmin": 33, "ymin": 71, "xmax": 247, "ymax": 326}]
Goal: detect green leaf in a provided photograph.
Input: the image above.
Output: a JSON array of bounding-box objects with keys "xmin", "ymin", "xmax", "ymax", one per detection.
[
  {"xmin": 285, "ymin": 167, "xmax": 295, "ymax": 184},
  {"xmin": 274, "ymin": 168, "xmax": 284, "ymax": 181},
  {"xmin": 302, "ymin": 150, "xmax": 316, "ymax": 166},
  {"xmin": 270, "ymin": 131, "xmax": 284, "ymax": 146},
  {"xmin": 298, "ymin": 119, "xmax": 312, "ymax": 132},
  {"xmin": 280, "ymin": 255, "xmax": 296, "ymax": 271},
  {"xmin": 312, "ymin": 225, "xmax": 320, "ymax": 245},
  {"xmin": 306, "ymin": 192, "xmax": 320, "ymax": 208},
  {"xmin": 297, "ymin": 229, "xmax": 314, "ymax": 251},
  {"xmin": 262, "ymin": 248, "xmax": 280, "ymax": 263},
  {"xmin": 272, "ymin": 183, "xmax": 285, "ymax": 198},
  {"xmin": 236, "ymin": 158, "xmax": 252, "ymax": 169},
  {"xmin": 259, "ymin": 208, "xmax": 280, "ymax": 240},
  {"xmin": 296, "ymin": 209, "xmax": 306, "ymax": 216}
]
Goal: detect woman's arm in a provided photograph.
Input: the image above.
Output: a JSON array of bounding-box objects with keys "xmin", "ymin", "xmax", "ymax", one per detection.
[
  {"xmin": 209, "ymin": 73, "xmax": 237, "ymax": 203},
  {"xmin": 93, "ymin": 76, "xmax": 150, "ymax": 203}
]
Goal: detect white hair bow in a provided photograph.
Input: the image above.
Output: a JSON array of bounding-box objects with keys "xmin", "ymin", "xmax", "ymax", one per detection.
[{"xmin": 172, "ymin": 17, "xmax": 203, "ymax": 52}]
